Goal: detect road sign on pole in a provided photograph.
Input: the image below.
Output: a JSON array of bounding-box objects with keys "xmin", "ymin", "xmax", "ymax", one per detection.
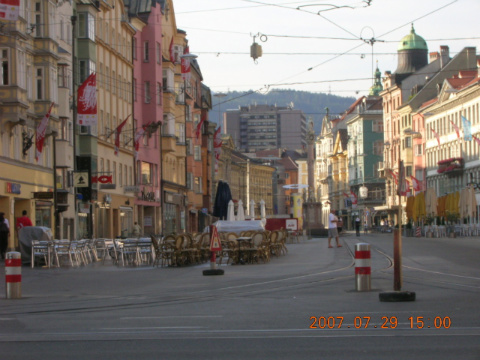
[{"xmin": 210, "ymin": 226, "xmax": 222, "ymax": 251}]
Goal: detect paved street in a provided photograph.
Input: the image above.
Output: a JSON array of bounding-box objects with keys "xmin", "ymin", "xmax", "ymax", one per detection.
[{"xmin": 0, "ymin": 231, "xmax": 479, "ymax": 359}]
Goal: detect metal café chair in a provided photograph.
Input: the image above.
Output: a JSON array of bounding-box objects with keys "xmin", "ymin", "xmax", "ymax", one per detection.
[{"xmin": 31, "ymin": 240, "xmax": 52, "ymax": 268}]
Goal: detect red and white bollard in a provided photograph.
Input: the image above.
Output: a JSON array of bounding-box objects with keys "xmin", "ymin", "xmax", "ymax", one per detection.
[
  {"xmin": 5, "ymin": 251, "xmax": 22, "ymax": 299},
  {"xmin": 355, "ymin": 243, "xmax": 371, "ymax": 291}
]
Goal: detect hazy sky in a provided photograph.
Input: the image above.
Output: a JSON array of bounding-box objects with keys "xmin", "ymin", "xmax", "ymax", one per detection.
[{"xmin": 174, "ymin": 0, "xmax": 480, "ymax": 99}]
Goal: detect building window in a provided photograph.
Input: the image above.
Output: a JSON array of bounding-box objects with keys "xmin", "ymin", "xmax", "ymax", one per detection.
[
  {"xmin": 194, "ymin": 145, "xmax": 201, "ymax": 161},
  {"xmin": 79, "ymin": 60, "xmax": 95, "ymax": 83},
  {"xmin": 162, "ymin": 68, "xmax": 174, "ymax": 92},
  {"xmin": 58, "ymin": 64, "xmax": 69, "ymax": 88},
  {"xmin": 143, "ymin": 41, "xmax": 149, "ymax": 62},
  {"xmin": 156, "ymin": 42, "xmax": 161, "ymax": 64},
  {"xmin": 194, "ymin": 176, "xmax": 202, "ymax": 194},
  {"xmin": 141, "ymin": 162, "xmax": 152, "ymax": 185},
  {"xmin": 156, "ymin": 82, "xmax": 161, "ymax": 105},
  {"xmin": 176, "ymin": 123, "xmax": 185, "ymax": 144},
  {"xmin": 0, "ymin": 49, "xmax": 9, "ymax": 85},
  {"xmin": 186, "ymin": 139, "xmax": 192, "ymax": 155},
  {"xmin": 35, "ymin": 67, "xmax": 43, "ymax": 100},
  {"xmin": 415, "ymin": 144, "xmax": 423, "ymax": 156},
  {"xmin": 144, "ymin": 81, "xmax": 151, "ymax": 103},
  {"xmin": 78, "ymin": 12, "xmax": 95, "ymax": 41},
  {"xmin": 34, "ymin": 2, "xmax": 43, "ymax": 37}
]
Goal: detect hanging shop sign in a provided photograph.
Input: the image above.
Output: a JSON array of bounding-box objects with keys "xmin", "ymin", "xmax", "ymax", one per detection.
[
  {"xmin": 92, "ymin": 175, "xmax": 113, "ymax": 184},
  {"xmin": 6, "ymin": 182, "xmax": 21, "ymax": 194},
  {"xmin": 359, "ymin": 186, "xmax": 368, "ymax": 199}
]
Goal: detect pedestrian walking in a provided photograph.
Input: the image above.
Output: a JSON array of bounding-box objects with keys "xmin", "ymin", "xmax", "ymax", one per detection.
[
  {"xmin": 355, "ymin": 216, "xmax": 361, "ymax": 236},
  {"xmin": 16, "ymin": 210, "xmax": 33, "ymax": 231},
  {"xmin": 0, "ymin": 212, "xmax": 10, "ymax": 260},
  {"xmin": 132, "ymin": 222, "xmax": 141, "ymax": 238},
  {"xmin": 327, "ymin": 209, "xmax": 341, "ymax": 248},
  {"xmin": 364, "ymin": 221, "xmax": 368, "ymax": 234}
]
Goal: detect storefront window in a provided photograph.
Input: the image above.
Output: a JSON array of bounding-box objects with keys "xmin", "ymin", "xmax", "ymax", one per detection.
[{"xmin": 35, "ymin": 203, "xmax": 52, "ymax": 228}]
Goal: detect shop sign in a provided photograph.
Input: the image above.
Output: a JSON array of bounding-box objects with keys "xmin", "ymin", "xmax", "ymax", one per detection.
[
  {"xmin": 359, "ymin": 186, "xmax": 368, "ymax": 199},
  {"xmin": 78, "ymin": 202, "xmax": 90, "ymax": 213},
  {"xmin": 140, "ymin": 190, "xmax": 155, "ymax": 202},
  {"xmin": 99, "ymin": 184, "xmax": 116, "ymax": 190},
  {"xmin": 124, "ymin": 186, "xmax": 140, "ymax": 193},
  {"xmin": 73, "ymin": 172, "xmax": 89, "ymax": 188},
  {"xmin": 33, "ymin": 192, "xmax": 54, "ymax": 199},
  {"xmin": 92, "ymin": 175, "xmax": 113, "ymax": 184},
  {"xmin": 6, "ymin": 182, "xmax": 21, "ymax": 194}
]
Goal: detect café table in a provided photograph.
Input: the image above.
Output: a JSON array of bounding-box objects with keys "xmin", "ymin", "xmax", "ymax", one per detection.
[{"xmin": 235, "ymin": 236, "xmax": 252, "ymax": 265}]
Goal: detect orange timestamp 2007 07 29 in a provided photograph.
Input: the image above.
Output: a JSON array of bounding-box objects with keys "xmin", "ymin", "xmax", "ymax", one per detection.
[{"xmin": 309, "ymin": 316, "xmax": 452, "ymax": 329}]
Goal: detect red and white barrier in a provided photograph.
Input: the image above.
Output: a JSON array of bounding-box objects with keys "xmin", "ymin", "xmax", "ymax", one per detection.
[
  {"xmin": 5, "ymin": 251, "xmax": 22, "ymax": 299},
  {"xmin": 355, "ymin": 243, "xmax": 371, "ymax": 291}
]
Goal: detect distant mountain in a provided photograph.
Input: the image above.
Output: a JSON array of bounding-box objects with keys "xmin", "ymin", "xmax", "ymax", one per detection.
[{"xmin": 209, "ymin": 89, "xmax": 356, "ymax": 134}]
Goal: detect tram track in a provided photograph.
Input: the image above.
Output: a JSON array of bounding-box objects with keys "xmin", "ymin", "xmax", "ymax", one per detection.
[{"xmin": 0, "ymin": 243, "xmax": 398, "ymax": 317}]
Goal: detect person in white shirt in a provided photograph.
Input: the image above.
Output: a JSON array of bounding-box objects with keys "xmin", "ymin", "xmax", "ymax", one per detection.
[{"xmin": 328, "ymin": 208, "xmax": 341, "ymax": 248}]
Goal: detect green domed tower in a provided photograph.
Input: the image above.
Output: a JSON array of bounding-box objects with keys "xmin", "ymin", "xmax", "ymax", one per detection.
[
  {"xmin": 395, "ymin": 24, "xmax": 428, "ymax": 75},
  {"xmin": 369, "ymin": 64, "xmax": 383, "ymax": 96}
]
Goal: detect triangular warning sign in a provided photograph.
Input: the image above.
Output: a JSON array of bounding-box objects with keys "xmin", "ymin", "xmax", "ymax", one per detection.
[{"xmin": 210, "ymin": 226, "xmax": 222, "ymax": 251}]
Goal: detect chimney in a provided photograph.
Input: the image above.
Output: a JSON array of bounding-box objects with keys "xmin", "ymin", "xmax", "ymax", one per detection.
[
  {"xmin": 440, "ymin": 46, "xmax": 449, "ymax": 68},
  {"xmin": 429, "ymin": 52, "xmax": 439, "ymax": 63}
]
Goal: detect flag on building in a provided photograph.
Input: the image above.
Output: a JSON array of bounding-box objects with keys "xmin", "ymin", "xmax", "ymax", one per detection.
[
  {"xmin": 473, "ymin": 134, "xmax": 480, "ymax": 147},
  {"xmin": 195, "ymin": 112, "xmax": 206, "ymax": 139},
  {"xmin": 350, "ymin": 190, "xmax": 358, "ymax": 207},
  {"xmin": 409, "ymin": 175, "xmax": 422, "ymax": 192},
  {"xmin": 77, "ymin": 73, "xmax": 97, "ymax": 126},
  {"xmin": 388, "ymin": 169, "xmax": 398, "ymax": 184},
  {"xmin": 0, "ymin": 0, "xmax": 20, "ymax": 21},
  {"xmin": 181, "ymin": 46, "xmax": 191, "ymax": 81},
  {"xmin": 35, "ymin": 102, "xmax": 55, "ymax": 161},
  {"xmin": 169, "ymin": 37, "xmax": 175, "ymax": 62},
  {"xmin": 114, "ymin": 115, "xmax": 130, "ymax": 156},
  {"xmin": 134, "ymin": 123, "xmax": 148, "ymax": 160},
  {"xmin": 449, "ymin": 120, "xmax": 460, "ymax": 139},
  {"xmin": 430, "ymin": 127, "xmax": 440, "ymax": 146},
  {"xmin": 461, "ymin": 116, "xmax": 472, "ymax": 141},
  {"xmin": 213, "ymin": 126, "xmax": 222, "ymax": 148}
]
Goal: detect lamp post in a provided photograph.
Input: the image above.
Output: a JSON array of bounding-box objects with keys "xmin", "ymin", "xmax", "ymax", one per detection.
[
  {"xmin": 179, "ymin": 52, "xmax": 197, "ymax": 233},
  {"xmin": 46, "ymin": 129, "xmax": 59, "ymax": 238}
]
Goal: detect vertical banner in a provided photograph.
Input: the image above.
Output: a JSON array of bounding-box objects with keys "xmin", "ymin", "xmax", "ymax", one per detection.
[
  {"xmin": 181, "ymin": 46, "xmax": 191, "ymax": 81},
  {"xmin": 114, "ymin": 115, "xmax": 130, "ymax": 156},
  {"xmin": 461, "ymin": 116, "xmax": 472, "ymax": 141},
  {"xmin": 77, "ymin": 73, "xmax": 97, "ymax": 126},
  {"xmin": 35, "ymin": 102, "xmax": 55, "ymax": 161},
  {"xmin": 0, "ymin": 0, "xmax": 19, "ymax": 21},
  {"xmin": 292, "ymin": 193, "xmax": 303, "ymax": 230}
]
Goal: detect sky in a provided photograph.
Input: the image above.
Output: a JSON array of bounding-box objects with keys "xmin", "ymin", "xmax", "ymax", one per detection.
[{"xmin": 174, "ymin": 0, "xmax": 480, "ymax": 100}]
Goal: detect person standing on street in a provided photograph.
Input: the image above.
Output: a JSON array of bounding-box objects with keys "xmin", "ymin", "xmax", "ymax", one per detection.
[
  {"xmin": 355, "ymin": 217, "xmax": 361, "ymax": 236},
  {"xmin": 16, "ymin": 210, "xmax": 33, "ymax": 231},
  {"xmin": 328, "ymin": 208, "xmax": 342, "ymax": 248},
  {"xmin": 0, "ymin": 212, "xmax": 10, "ymax": 260},
  {"xmin": 132, "ymin": 222, "xmax": 141, "ymax": 238}
]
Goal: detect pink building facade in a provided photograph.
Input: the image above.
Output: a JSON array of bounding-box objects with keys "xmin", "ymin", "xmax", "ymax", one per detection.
[{"xmin": 129, "ymin": 0, "xmax": 165, "ymax": 236}]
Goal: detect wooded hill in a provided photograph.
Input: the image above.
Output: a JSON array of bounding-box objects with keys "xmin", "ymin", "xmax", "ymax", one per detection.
[{"xmin": 209, "ymin": 89, "xmax": 356, "ymax": 133}]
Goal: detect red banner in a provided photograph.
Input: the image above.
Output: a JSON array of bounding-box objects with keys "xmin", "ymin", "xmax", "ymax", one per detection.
[
  {"xmin": 77, "ymin": 73, "xmax": 97, "ymax": 126},
  {"xmin": 35, "ymin": 102, "xmax": 55, "ymax": 161}
]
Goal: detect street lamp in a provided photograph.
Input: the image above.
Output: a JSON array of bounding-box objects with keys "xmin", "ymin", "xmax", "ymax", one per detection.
[{"xmin": 46, "ymin": 129, "xmax": 59, "ymax": 238}]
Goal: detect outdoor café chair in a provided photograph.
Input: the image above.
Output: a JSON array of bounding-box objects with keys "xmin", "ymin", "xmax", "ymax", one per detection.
[{"xmin": 31, "ymin": 240, "xmax": 52, "ymax": 268}]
